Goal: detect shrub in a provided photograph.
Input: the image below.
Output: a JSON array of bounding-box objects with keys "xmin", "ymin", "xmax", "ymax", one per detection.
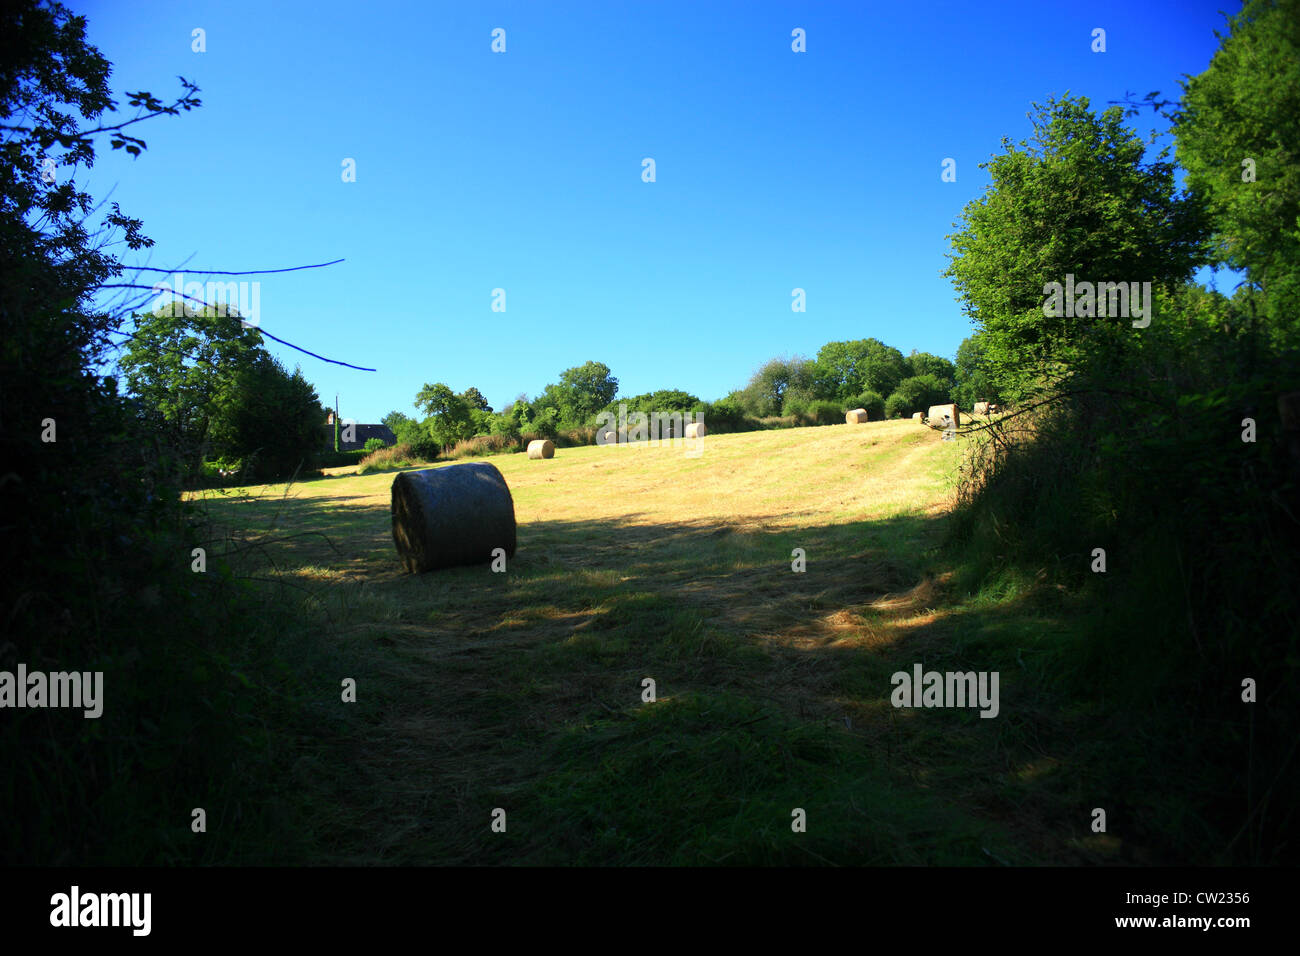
[
  {"xmin": 314, "ymin": 449, "xmax": 368, "ymax": 468},
  {"xmin": 363, "ymin": 437, "xmax": 385, "ymax": 453},
  {"xmin": 883, "ymin": 392, "xmax": 910, "ymax": 420},
  {"xmin": 357, "ymin": 443, "xmax": 422, "ymax": 474},
  {"xmin": 884, "ymin": 376, "xmax": 949, "ymax": 418},
  {"xmin": 848, "ymin": 390, "xmax": 885, "ymax": 420},
  {"xmin": 443, "ymin": 434, "xmax": 521, "ymax": 460},
  {"xmin": 698, "ymin": 397, "xmax": 756, "ymax": 433},
  {"xmin": 794, "ymin": 399, "xmax": 843, "ymax": 425}
]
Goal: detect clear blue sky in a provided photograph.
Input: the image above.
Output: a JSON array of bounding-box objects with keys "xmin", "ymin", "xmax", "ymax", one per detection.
[{"xmin": 74, "ymin": 0, "xmax": 1236, "ymax": 422}]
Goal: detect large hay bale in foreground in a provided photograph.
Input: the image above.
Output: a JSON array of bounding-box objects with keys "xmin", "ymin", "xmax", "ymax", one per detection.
[
  {"xmin": 685, "ymin": 421, "xmax": 707, "ymax": 439},
  {"xmin": 846, "ymin": 408, "xmax": 869, "ymax": 424},
  {"xmin": 391, "ymin": 463, "xmax": 517, "ymax": 573},
  {"xmin": 927, "ymin": 403, "xmax": 959, "ymax": 427},
  {"xmin": 527, "ymin": 439, "xmax": 555, "ymax": 459}
]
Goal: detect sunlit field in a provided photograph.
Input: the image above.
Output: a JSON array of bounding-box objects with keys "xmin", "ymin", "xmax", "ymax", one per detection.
[{"xmin": 187, "ymin": 420, "xmax": 1121, "ymax": 866}]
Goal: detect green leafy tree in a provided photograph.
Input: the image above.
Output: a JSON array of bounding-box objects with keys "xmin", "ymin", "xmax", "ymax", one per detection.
[
  {"xmin": 1175, "ymin": 0, "xmax": 1300, "ymax": 342},
  {"xmin": 943, "ymin": 94, "xmax": 1207, "ymax": 397},
  {"xmin": 459, "ymin": 386, "xmax": 492, "ymax": 412},
  {"xmin": 884, "ymin": 375, "xmax": 951, "ymax": 419},
  {"xmin": 952, "ymin": 333, "xmax": 999, "ymax": 409},
  {"xmin": 415, "ymin": 381, "xmax": 475, "ymax": 445},
  {"xmin": 813, "ymin": 339, "xmax": 907, "ymax": 401},
  {"xmin": 205, "ymin": 354, "xmax": 325, "ymax": 479},
  {"xmin": 903, "ymin": 350, "xmax": 956, "ymax": 383},
  {"xmin": 739, "ymin": 357, "xmax": 814, "ymax": 417},
  {"xmin": 119, "ymin": 302, "xmax": 264, "ymax": 468},
  {"xmin": 539, "ymin": 361, "xmax": 618, "ymax": 427},
  {"xmin": 382, "ymin": 410, "xmax": 415, "ymax": 434}
]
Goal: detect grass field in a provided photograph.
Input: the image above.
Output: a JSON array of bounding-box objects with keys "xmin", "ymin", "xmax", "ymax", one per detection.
[{"xmin": 193, "ymin": 420, "xmax": 1133, "ymax": 865}]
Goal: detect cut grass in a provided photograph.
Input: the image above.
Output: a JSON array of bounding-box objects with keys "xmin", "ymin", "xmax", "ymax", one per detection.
[{"xmin": 183, "ymin": 420, "xmax": 1148, "ymax": 864}]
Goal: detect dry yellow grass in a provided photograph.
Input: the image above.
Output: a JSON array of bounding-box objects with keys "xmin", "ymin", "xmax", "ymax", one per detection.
[{"xmin": 195, "ymin": 420, "xmax": 961, "ymax": 574}]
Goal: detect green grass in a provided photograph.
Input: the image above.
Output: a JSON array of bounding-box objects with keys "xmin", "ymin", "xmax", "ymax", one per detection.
[{"xmin": 167, "ymin": 419, "xmax": 1223, "ymax": 864}]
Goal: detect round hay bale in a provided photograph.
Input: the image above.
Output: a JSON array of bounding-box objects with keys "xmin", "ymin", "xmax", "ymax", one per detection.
[
  {"xmin": 846, "ymin": 408, "xmax": 869, "ymax": 424},
  {"xmin": 527, "ymin": 439, "xmax": 555, "ymax": 459},
  {"xmin": 912, "ymin": 412, "xmax": 924, "ymax": 422},
  {"xmin": 685, "ymin": 421, "xmax": 707, "ymax": 439},
  {"xmin": 391, "ymin": 462, "xmax": 517, "ymax": 573},
  {"xmin": 599, "ymin": 429, "xmax": 617, "ymax": 444},
  {"xmin": 927, "ymin": 403, "xmax": 959, "ymax": 427}
]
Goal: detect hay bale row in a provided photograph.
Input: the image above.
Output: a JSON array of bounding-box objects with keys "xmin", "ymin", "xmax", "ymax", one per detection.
[
  {"xmin": 527, "ymin": 439, "xmax": 555, "ymax": 459},
  {"xmin": 391, "ymin": 462, "xmax": 517, "ymax": 573},
  {"xmin": 846, "ymin": 408, "xmax": 869, "ymax": 424}
]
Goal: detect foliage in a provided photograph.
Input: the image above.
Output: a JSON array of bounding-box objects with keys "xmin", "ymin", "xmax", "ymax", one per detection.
[
  {"xmin": 952, "ymin": 333, "xmax": 999, "ymax": 409},
  {"xmin": 1175, "ymin": 0, "xmax": 1300, "ymax": 341},
  {"xmin": 903, "ymin": 350, "xmax": 956, "ymax": 383},
  {"xmin": 536, "ymin": 361, "xmax": 619, "ymax": 428},
  {"xmin": 414, "ymin": 381, "xmax": 475, "ymax": 446},
  {"xmin": 884, "ymin": 375, "xmax": 952, "ymax": 419},
  {"xmin": 943, "ymin": 94, "xmax": 1208, "ymax": 400},
  {"xmin": 737, "ymin": 357, "xmax": 814, "ymax": 417},
  {"xmin": 847, "ymin": 390, "xmax": 886, "ymax": 421},
  {"xmin": 814, "ymin": 339, "xmax": 908, "ymax": 401}
]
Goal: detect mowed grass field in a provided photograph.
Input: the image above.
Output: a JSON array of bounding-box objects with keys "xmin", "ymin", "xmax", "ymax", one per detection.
[{"xmin": 195, "ymin": 420, "xmax": 1122, "ymax": 865}]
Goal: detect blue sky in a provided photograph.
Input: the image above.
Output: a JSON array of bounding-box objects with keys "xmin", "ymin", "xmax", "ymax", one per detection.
[{"xmin": 74, "ymin": 0, "xmax": 1236, "ymax": 422}]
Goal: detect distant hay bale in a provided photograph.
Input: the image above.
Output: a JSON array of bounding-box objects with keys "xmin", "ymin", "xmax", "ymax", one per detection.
[
  {"xmin": 912, "ymin": 412, "xmax": 924, "ymax": 422},
  {"xmin": 974, "ymin": 401, "xmax": 990, "ymax": 416},
  {"xmin": 390, "ymin": 462, "xmax": 517, "ymax": 573},
  {"xmin": 527, "ymin": 439, "xmax": 555, "ymax": 459},
  {"xmin": 685, "ymin": 421, "xmax": 707, "ymax": 439},
  {"xmin": 927, "ymin": 403, "xmax": 959, "ymax": 428},
  {"xmin": 599, "ymin": 429, "xmax": 617, "ymax": 444},
  {"xmin": 846, "ymin": 408, "xmax": 869, "ymax": 424}
]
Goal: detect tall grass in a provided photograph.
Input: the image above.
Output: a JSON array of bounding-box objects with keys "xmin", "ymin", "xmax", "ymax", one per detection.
[{"xmin": 944, "ymin": 342, "xmax": 1300, "ymax": 862}]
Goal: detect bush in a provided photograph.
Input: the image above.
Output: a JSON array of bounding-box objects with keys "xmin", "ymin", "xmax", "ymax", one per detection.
[
  {"xmin": 698, "ymin": 397, "xmax": 757, "ymax": 433},
  {"xmin": 848, "ymin": 390, "xmax": 885, "ymax": 420},
  {"xmin": 443, "ymin": 434, "xmax": 521, "ymax": 460},
  {"xmin": 883, "ymin": 392, "xmax": 910, "ymax": 420},
  {"xmin": 357, "ymin": 443, "xmax": 423, "ymax": 474},
  {"xmin": 884, "ymin": 376, "xmax": 949, "ymax": 418},
  {"xmin": 314, "ymin": 449, "xmax": 368, "ymax": 468},
  {"xmin": 790, "ymin": 399, "xmax": 843, "ymax": 425},
  {"xmin": 363, "ymin": 437, "xmax": 385, "ymax": 453}
]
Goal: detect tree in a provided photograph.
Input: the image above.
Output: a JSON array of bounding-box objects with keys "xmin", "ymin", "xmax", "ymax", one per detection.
[
  {"xmin": 415, "ymin": 382, "xmax": 475, "ymax": 445},
  {"xmin": 611, "ymin": 389, "xmax": 702, "ymax": 414},
  {"xmin": 382, "ymin": 410, "xmax": 415, "ymax": 434},
  {"xmin": 903, "ymin": 350, "xmax": 956, "ymax": 383},
  {"xmin": 739, "ymin": 357, "xmax": 814, "ymax": 417},
  {"xmin": 459, "ymin": 386, "xmax": 492, "ymax": 412},
  {"xmin": 884, "ymin": 375, "xmax": 951, "ymax": 419},
  {"xmin": 118, "ymin": 302, "xmax": 265, "ymax": 468},
  {"xmin": 205, "ymin": 354, "xmax": 325, "ymax": 479},
  {"xmin": 538, "ymin": 361, "xmax": 618, "ymax": 427},
  {"xmin": 1175, "ymin": 0, "xmax": 1300, "ymax": 342},
  {"xmin": 943, "ymin": 94, "xmax": 1207, "ymax": 397},
  {"xmin": 952, "ymin": 333, "xmax": 999, "ymax": 409},
  {"xmin": 813, "ymin": 339, "xmax": 908, "ymax": 401}
]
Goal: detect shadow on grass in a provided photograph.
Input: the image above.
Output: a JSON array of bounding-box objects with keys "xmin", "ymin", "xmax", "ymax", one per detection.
[{"xmin": 185, "ymin": 485, "xmax": 1160, "ymax": 866}]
